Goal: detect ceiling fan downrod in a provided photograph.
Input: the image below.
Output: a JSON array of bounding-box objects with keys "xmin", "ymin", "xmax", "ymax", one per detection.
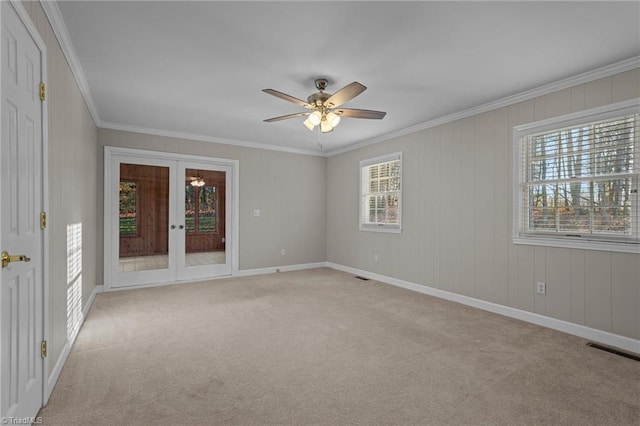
[{"xmin": 314, "ymin": 78, "xmax": 328, "ymax": 92}]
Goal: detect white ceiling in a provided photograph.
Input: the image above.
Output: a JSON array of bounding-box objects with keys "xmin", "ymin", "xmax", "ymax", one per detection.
[{"xmin": 55, "ymin": 1, "xmax": 640, "ymax": 155}]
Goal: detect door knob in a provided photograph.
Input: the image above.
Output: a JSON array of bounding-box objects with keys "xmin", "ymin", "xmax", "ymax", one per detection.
[
  {"xmin": 178, "ymin": 225, "xmax": 184, "ymax": 229},
  {"xmin": 170, "ymin": 225, "xmax": 176, "ymax": 229},
  {"xmin": 1, "ymin": 251, "xmax": 31, "ymax": 269}
]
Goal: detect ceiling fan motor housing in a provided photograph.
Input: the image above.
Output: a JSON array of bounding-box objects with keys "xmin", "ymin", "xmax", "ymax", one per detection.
[{"xmin": 307, "ymin": 92, "xmax": 331, "ymax": 108}]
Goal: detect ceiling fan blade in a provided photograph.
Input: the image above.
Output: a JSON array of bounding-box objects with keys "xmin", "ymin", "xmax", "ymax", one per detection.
[
  {"xmin": 335, "ymin": 108, "xmax": 386, "ymax": 119},
  {"xmin": 262, "ymin": 89, "xmax": 312, "ymax": 109},
  {"xmin": 324, "ymin": 82, "xmax": 366, "ymax": 108},
  {"xmin": 263, "ymin": 112, "xmax": 310, "ymax": 122}
]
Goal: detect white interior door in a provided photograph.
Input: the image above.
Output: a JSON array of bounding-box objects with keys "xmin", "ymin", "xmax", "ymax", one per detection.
[{"xmin": 1, "ymin": 1, "xmax": 44, "ymax": 420}]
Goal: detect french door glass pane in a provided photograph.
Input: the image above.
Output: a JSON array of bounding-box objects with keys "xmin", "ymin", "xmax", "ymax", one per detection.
[
  {"xmin": 119, "ymin": 163, "xmax": 169, "ymax": 272},
  {"xmin": 184, "ymin": 168, "xmax": 226, "ymax": 266}
]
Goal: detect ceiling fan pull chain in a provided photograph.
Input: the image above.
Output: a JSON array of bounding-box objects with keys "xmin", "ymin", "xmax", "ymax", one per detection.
[{"xmin": 317, "ymin": 125, "xmax": 323, "ymax": 150}]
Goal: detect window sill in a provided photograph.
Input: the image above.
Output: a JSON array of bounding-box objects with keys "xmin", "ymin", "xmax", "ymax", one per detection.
[
  {"xmin": 512, "ymin": 236, "xmax": 639, "ymax": 254},
  {"xmin": 360, "ymin": 225, "xmax": 402, "ymax": 234}
]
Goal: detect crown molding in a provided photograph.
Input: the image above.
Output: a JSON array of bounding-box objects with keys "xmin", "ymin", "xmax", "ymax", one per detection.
[
  {"xmin": 327, "ymin": 56, "xmax": 640, "ymax": 156},
  {"xmin": 40, "ymin": 0, "xmax": 101, "ymax": 125},
  {"xmin": 99, "ymin": 121, "xmax": 325, "ymax": 157}
]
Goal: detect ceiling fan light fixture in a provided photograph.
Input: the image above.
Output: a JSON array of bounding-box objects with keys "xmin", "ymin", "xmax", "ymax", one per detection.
[
  {"xmin": 303, "ymin": 118, "xmax": 315, "ymax": 131},
  {"xmin": 309, "ymin": 110, "xmax": 322, "ymax": 126},
  {"xmin": 320, "ymin": 120, "xmax": 333, "ymax": 133},
  {"xmin": 326, "ymin": 112, "xmax": 341, "ymax": 128},
  {"xmin": 190, "ymin": 177, "xmax": 205, "ymax": 187}
]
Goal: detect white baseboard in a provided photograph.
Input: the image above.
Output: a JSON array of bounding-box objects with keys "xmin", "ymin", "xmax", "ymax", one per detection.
[
  {"xmin": 46, "ymin": 339, "xmax": 70, "ymax": 402},
  {"xmin": 84, "ymin": 285, "xmax": 104, "ymax": 317},
  {"xmin": 45, "ymin": 283, "xmax": 104, "ymax": 402},
  {"xmin": 236, "ymin": 262, "xmax": 327, "ymax": 277},
  {"xmin": 327, "ymin": 262, "xmax": 640, "ymax": 355},
  {"xmin": 106, "ymin": 263, "xmax": 328, "ymax": 291},
  {"xmin": 107, "ymin": 275, "xmax": 232, "ymax": 292}
]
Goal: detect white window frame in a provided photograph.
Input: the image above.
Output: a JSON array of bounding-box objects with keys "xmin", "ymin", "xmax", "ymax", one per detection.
[
  {"xmin": 513, "ymin": 99, "xmax": 639, "ymax": 254},
  {"xmin": 359, "ymin": 152, "xmax": 402, "ymax": 233}
]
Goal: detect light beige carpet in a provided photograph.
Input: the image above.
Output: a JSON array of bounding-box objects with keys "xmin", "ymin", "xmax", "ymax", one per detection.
[{"xmin": 38, "ymin": 268, "xmax": 639, "ymax": 425}]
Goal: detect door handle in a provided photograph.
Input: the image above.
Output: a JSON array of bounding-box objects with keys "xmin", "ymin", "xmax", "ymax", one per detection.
[
  {"xmin": 178, "ymin": 225, "xmax": 184, "ymax": 229},
  {"xmin": 170, "ymin": 225, "xmax": 176, "ymax": 229},
  {"xmin": 1, "ymin": 251, "xmax": 31, "ymax": 269}
]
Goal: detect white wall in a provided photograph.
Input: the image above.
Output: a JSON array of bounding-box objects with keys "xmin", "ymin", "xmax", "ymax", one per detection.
[
  {"xmin": 98, "ymin": 129, "xmax": 327, "ymax": 272},
  {"xmin": 327, "ymin": 69, "xmax": 640, "ymax": 341},
  {"xmin": 22, "ymin": 1, "xmax": 99, "ymax": 372}
]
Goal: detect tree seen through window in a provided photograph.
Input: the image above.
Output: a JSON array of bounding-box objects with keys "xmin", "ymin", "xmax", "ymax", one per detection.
[{"xmin": 185, "ymin": 185, "xmax": 217, "ymax": 233}]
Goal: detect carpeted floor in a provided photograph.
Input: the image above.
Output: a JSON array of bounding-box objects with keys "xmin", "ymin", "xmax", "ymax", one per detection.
[{"xmin": 38, "ymin": 268, "xmax": 639, "ymax": 425}]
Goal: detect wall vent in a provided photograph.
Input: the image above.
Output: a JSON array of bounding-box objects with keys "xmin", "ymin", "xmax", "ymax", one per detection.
[{"xmin": 586, "ymin": 342, "xmax": 640, "ymax": 362}]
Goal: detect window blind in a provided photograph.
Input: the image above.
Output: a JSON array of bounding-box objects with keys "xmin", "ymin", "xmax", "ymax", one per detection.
[
  {"xmin": 360, "ymin": 152, "xmax": 402, "ymax": 232},
  {"xmin": 520, "ymin": 113, "xmax": 639, "ymax": 243}
]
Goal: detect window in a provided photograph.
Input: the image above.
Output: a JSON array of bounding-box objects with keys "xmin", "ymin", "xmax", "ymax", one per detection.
[
  {"xmin": 119, "ymin": 181, "xmax": 137, "ymax": 236},
  {"xmin": 185, "ymin": 184, "xmax": 217, "ymax": 234},
  {"xmin": 514, "ymin": 101, "xmax": 639, "ymax": 253},
  {"xmin": 360, "ymin": 152, "xmax": 402, "ymax": 233}
]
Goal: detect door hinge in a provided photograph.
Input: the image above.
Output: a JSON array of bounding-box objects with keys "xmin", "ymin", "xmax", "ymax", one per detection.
[
  {"xmin": 39, "ymin": 82, "xmax": 46, "ymax": 101},
  {"xmin": 40, "ymin": 211, "xmax": 47, "ymax": 230},
  {"xmin": 41, "ymin": 341, "xmax": 47, "ymax": 358}
]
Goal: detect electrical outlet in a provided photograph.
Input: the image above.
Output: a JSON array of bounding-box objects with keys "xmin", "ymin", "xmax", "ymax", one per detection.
[
  {"xmin": 374, "ymin": 254, "xmax": 380, "ymax": 263},
  {"xmin": 281, "ymin": 249, "xmax": 286, "ymax": 256},
  {"xmin": 253, "ymin": 209, "xmax": 261, "ymax": 217},
  {"xmin": 536, "ymin": 282, "xmax": 546, "ymax": 295}
]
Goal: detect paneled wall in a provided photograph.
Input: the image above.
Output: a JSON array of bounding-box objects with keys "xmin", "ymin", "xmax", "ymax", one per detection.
[
  {"xmin": 22, "ymin": 2, "xmax": 99, "ymax": 372},
  {"xmin": 327, "ymin": 69, "xmax": 640, "ymax": 340},
  {"xmin": 98, "ymin": 129, "xmax": 327, "ymax": 271}
]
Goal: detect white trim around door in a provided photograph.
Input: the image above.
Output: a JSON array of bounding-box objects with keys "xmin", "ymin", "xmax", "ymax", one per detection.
[{"xmin": 104, "ymin": 147, "xmax": 239, "ymax": 290}]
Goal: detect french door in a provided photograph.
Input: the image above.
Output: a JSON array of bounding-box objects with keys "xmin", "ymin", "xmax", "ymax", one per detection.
[{"xmin": 105, "ymin": 148, "xmax": 236, "ymax": 288}]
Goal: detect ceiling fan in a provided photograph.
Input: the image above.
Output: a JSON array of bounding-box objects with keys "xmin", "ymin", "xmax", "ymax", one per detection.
[{"xmin": 262, "ymin": 78, "xmax": 386, "ymax": 133}]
